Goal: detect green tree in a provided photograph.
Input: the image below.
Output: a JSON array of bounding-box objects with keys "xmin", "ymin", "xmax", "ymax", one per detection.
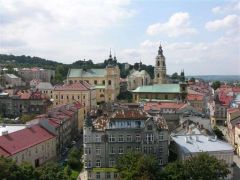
[
  {"xmin": 161, "ymin": 161, "xmax": 187, "ymax": 180},
  {"xmin": 20, "ymin": 114, "xmax": 36, "ymax": 123},
  {"xmin": 171, "ymin": 72, "xmax": 179, "ymax": 80},
  {"xmin": 212, "ymin": 81, "xmax": 221, "ymax": 90},
  {"xmin": 67, "ymin": 147, "xmax": 83, "ymax": 171},
  {"xmin": 213, "ymin": 126, "xmax": 224, "ymax": 140},
  {"xmin": 161, "ymin": 153, "xmax": 230, "ymax": 180},
  {"xmin": 0, "ymin": 156, "xmax": 22, "ymax": 179},
  {"xmin": 19, "ymin": 162, "xmax": 35, "ymax": 180},
  {"xmin": 116, "ymin": 151, "xmax": 160, "ymax": 180},
  {"xmin": 34, "ymin": 162, "xmax": 67, "ymax": 180}
]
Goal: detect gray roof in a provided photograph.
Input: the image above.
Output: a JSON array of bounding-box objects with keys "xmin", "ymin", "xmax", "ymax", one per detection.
[
  {"xmin": 172, "ymin": 134, "xmax": 234, "ymax": 154},
  {"xmin": 68, "ymin": 69, "xmax": 106, "ymax": 78},
  {"xmin": 36, "ymin": 82, "xmax": 54, "ymax": 90}
]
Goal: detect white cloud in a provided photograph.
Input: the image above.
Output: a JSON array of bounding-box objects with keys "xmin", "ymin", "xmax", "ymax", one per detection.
[
  {"xmin": 146, "ymin": 12, "xmax": 197, "ymax": 37},
  {"xmin": 121, "ymin": 36, "xmax": 240, "ymax": 75},
  {"xmin": 212, "ymin": 0, "xmax": 240, "ymax": 14},
  {"xmin": 0, "ymin": 0, "xmax": 135, "ymax": 63},
  {"xmin": 205, "ymin": 14, "xmax": 239, "ymax": 33}
]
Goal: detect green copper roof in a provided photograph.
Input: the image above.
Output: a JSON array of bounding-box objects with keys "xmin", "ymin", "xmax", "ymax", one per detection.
[
  {"xmin": 68, "ymin": 68, "xmax": 106, "ymax": 78},
  {"xmin": 132, "ymin": 84, "xmax": 181, "ymax": 93}
]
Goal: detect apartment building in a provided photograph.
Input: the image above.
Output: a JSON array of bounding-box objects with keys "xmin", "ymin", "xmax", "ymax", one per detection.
[{"xmin": 82, "ymin": 109, "xmax": 169, "ymax": 180}]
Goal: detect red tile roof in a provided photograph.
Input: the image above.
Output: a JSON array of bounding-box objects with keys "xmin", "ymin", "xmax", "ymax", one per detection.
[
  {"xmin": 54, "ymin": 82, "xmax": 92, "ymax": 91},
  {"xmin": 0, "ymin": 124, "xmax": 55, "ymax": 157},
  {"xmin": 0, "ymin": 147, "xmax": 10, "ymax": 157},
  {"xmin": 144, "ymin": 102, "xmax": 186, "ymax": 111},
  {"xmin": 187, "ymin": 94, "xmax": 204, "ymax": 101}
]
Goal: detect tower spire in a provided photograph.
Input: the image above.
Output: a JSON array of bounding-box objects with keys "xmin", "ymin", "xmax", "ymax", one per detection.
[
  {"xmin": 158, "ymin": 43, "xmax": 163, "ymax": 56},
  {"xmin": 109, "ymin": 48, "xmax": 112, "ymax": 59}
]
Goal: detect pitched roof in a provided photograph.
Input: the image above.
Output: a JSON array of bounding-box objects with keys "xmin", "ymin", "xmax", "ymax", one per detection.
[
  {"xmin": 36, "ymin": 82, "xmax": 54, "ymax": 90},
  {"xmin": 132, "ymin": 84, "xmax": 181, "ymax": 93},
  {"xmin": 187, "ymin": 94, "xmax": 204, "ymax": 101},
  {"xmin": 68, "ymin": 68, "xmax": 106, "ymax": 78},
  {"xmin": 54, "ymin": 82, "xmax": 92, "ymax": 91},
  {"xmin": 144, "ymin": 102, "xmax": 186, "ymax": 111},
  {"xmin": 0, "ymin": 124, "xmax": 55, "ymax": 156}
]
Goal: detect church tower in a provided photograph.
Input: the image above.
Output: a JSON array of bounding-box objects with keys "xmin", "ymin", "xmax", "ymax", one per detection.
[{"xmin": 154, "ymin": 44, "xmax": 167, "ymax": 84}]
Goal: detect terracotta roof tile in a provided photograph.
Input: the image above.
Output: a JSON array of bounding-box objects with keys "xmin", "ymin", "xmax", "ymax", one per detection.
[{"xmin": 0, "ymin": 124, "xmax": 55, "ymax": 156}]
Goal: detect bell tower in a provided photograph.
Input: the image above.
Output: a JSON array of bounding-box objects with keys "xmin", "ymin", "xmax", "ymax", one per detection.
[{"xmin": 154, "ymin": 44, "xmax": 167, "ymax": 84}]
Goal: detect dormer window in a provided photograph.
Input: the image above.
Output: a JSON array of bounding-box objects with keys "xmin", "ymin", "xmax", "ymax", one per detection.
[{"xmin": 147, "ymin": 125, "xmax": 153, "ymax": 130}]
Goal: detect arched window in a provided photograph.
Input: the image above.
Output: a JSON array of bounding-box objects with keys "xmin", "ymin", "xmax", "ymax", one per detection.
[
  {"xmin": 108, "ymin": 80, "xmax": 111, "ymax": 85},
  {"xmin": 157, "ymin": 61, "xmax": 160, "ymax": 66}
]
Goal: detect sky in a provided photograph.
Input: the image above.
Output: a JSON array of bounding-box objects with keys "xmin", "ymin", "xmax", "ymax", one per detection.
[{"xmin": 0, "ymin": 0, "xmax": 239, "ymax": 75}]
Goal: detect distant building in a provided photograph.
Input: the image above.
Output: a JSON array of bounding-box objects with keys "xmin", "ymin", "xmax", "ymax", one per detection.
[
  {"xmin": 52, "ymin": 81, "xmax": 96, "ymax": 111},
  {"xmin": 0, "ymin": 90, "xmax": 50, "ymax": 117},
  {"xmin": 127, "ymin": 63, "xmax": 151, "ymax": 90},
  {"xmin": 0, "ymin": 124, "xmax": 56, "ymax": 167},
  {"xmin": 36, "ymin": 82, "xmax": 54, "ymax": 99},
  {"xmin": 18, "ymin": 67, "xmax": 55, "ymax": 83},
  {"xmin": 4, "ymin": 73, "xmax": 25, "ymax": 87},
  {"xmin": 67, "ymin": 53, "xmax": 120, "ymax": 103},
  {"xmin": 171, "ymin": 134, "xmax": 234, "ymax": 179},
  {"xmin": 187, "ymin": 94, "xmax": 205, "ymax": 112},
  {"xmin": 131, "ymin": 83, "xmax": 187, "ymax": 103},
  {"xmin": 82, "ymin": 109, "xmax": 168, "ymax": 180}
]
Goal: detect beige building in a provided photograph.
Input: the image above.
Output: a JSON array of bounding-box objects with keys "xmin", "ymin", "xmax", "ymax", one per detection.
[
  {"xmin": 52, "ymin": 81, "xmax": 96, "ymax": 111},
  {"xmin": 4, "ymin": 73, "xmax": 24, "ymax": 87},
  {"xmin": 127, "ymin": 65, "xmax": 151, "ymax": 90},
  {"xmin": 154, "ymin": 44, "xmax": 167, "ymax": 84},
  {"xmin": 0, "ymin": 124, "xmax": 56, "ymax": 167},
  {"xmin": 67, "ymin": 54, "xmax": 120, "ymax": 103}
]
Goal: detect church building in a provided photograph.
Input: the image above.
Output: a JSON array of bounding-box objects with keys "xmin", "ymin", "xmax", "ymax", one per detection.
[{"xmin": 132, "ymin": 44, "xmax": 187, "ymax": 103}]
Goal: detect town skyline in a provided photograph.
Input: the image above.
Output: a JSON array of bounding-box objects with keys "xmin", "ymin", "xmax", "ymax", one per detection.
[{"xmin": 0, "ymin": 0, "xmax": 239, "ymax": 75}]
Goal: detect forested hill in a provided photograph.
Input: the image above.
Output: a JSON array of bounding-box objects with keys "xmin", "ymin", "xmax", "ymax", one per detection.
[
  {"xmin": 0, "ymin": 54, "xmax": 63, "ymax": 69},
  {"xmin": 0, "ymin": 54, "xmax": 155, "ymax": 80}
]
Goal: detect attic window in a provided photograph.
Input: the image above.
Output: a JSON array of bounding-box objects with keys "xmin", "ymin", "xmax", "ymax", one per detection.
[{"xmin": 147, "ymin": 125, "xmax": 153, "ymax": 130}]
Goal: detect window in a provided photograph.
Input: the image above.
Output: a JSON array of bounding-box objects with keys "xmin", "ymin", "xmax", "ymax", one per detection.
[
  {"xmin": 78, "ymin": 95, "xmax": 80, "ymax": 99},
  {"xmin": 146, "ymin": 133, "xmax": 154, "ymax": 144},
  {"xmin": 67, "ymin": 95, "xmax": 69, "ymax": 99},
  {"xmin": 61, "ymin": 95, "xmax": 63, "ymax": 99},
  {"xmin": 84, "ymin": 148, "xmax": 91, "ymax": 155},
  {"xmin": 95, "ymin": 135, "xmax": 101, "ymax": 142},
  {"xmin": 56, "ymin": 95, "xmax": 58, "ymax": 99},
  {"xmin": 109, "ymin": 147, "xmax": 115, "ymax": 154},
  {"xmin": 127, "ymin": 121, "xmax": 131, "ymax": 127},
  {"xmin": 83, "ymin": 95, "xmax": 85, "ymax": 99},
  {"xmin": 84, "ymin": 135, "xmax": 87, "ymax": 143},
  {"xmin": 118, "ymin": 135, "xmax": 124, "ymax": 142},
  {"xmin": 136, "ymin": 146, "xmax": 141, "ymax": 152},
  {"xmin": 109, "ymin": 135, "xmax": 115, "ymax": 142},
  {"xmin": 106, "ymin": 172, "xmax": 111, "ymax": 179},
  {"xmin": 114, "ymin": 173, "xmax": 118, "ymax": 179},
  {"xmin": 96, "ymin": 147, "xmax": 101, "ymax": 155},
  {"xmin": 135, "ymin": 121, "xmax": 141, "ymax": 128},
  {"xmin": 157, "ymin": 73, "xmax": 159, "ymax": 78},
  {"xmin": 118, "ymin": 147, "xmax": 124, "ymax": 154},
  {"xmin": 109, "ymin": 159, "xmax": 115, "ymax": 167},
  {"xmin": 96, "ymin": 160, "xmax": 101, "ymax": 167},
  {"xmin": 159, "ymin": 133, "xmax": 164, "ymax": 141},
  {"xmin": 159, "ymin": 158, "xmax": 163, "ymax": 165},
  {"xmin": 96, "ymin": 172, "xmax": 100, "ymax": 179},
  {"xmin": 136, "ymin": 134, "xmax": 141, "ymax": 142},
  {"xmin": 147, "ymin": 125, "xmax": 153, "ymax": 130},
  {"xmin": 165, "ymin": 94, "xmax": 168, "ymax": 100},
  {"xmin": 102, "ymin": 80, "xmax": 105, "ymax": 85},
  {"xmin": 159, "ymin": 145, "xmax": 163, "ymax": 153},
  {"xmin": 72, "ymin": 95, "xmax": 74, "ymax": 100},
  {"xmin": 94, "ymin": 80, "xmax": 97, "ymax": 85},
  {"xmin": 126, "ymin": 135, "xmax": 132, "ymax": 142},
  {"xmin": 157, "ymin": 61, "xmax": 160, "ymax": 66},
  {"xmin": 108, "ymin": 80, "xmax": 111, "ymax": 85}
]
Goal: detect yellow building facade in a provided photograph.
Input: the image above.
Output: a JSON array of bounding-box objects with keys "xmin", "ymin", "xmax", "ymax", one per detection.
[
  {"xmin": 52, "ymin": 81, "xmax": 96, "ymax": 111},
  {"xmin": 66, "ymin": 56, "xmax": 120, "ymax": 103}
]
